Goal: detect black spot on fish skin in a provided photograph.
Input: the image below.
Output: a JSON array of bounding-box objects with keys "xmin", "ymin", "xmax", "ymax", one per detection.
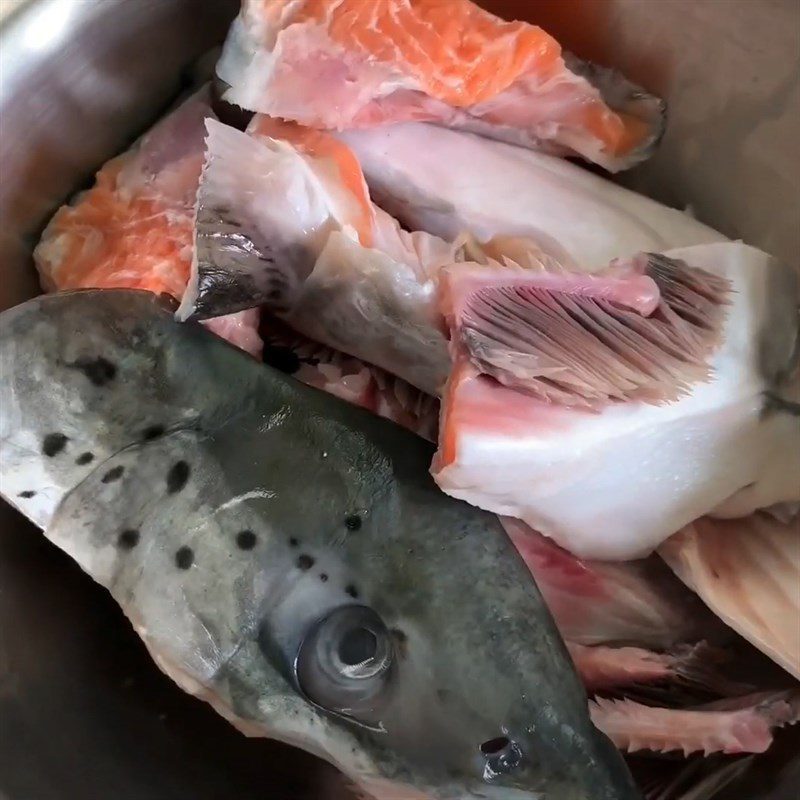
[
  {"xmin": 101, "ymin": 465, "xmax": 125, "ymax": 484},
  {"xmin": 289, "ymin": 537, "xmax": 300, "ymax": 548},
  {"xmin": 42, "ymin": 433, "xmax": 68, "ymax": 457},
  {"xmin": 157, "ymin": 293, "xmax": 179, "ymax": 312},
  {"xmin": 345, "ymin": 584, "xmax": 359, "ymax": 599},
  {"xmin": 262, "ymin": 344, "xmax": 301, "ymax": 375},
  {"xmin": 75, "ymin": 452, "xmax": 94, "ymax": 465},
  {"xmin": 166, "ymin": 461, "xmax": 190, "ymax": 494},
  {"xmin": 319, "ymin": 573, "xmax": 328, "ymax": 582},
  {"xmin": 117, "ymin": 529, "xmax": 140, "ymax": 550},
  {"xmin": 142, "ymin": 425, "xmax": 166, "ymax": 441},
  {"xmin": 236, "ymin": 530, "xmax": 257, "ymax": 550},
  {"xmin": 175, "ymin": 546, "xmax": 194, "ymax": 570},
  {"xmin": 18, "ymin": 490, "xmax": 36, "ymax": 499},
  {"xmin": 296, "ymin": 554, "xmax": 315, "ymax": 571},
  {"xmin": 344, "ymin": 514, "xmax": 362, "ymax": 531},
  {"xmin": 69, "ymin": 356, "xmax": 117, "ymax": 386}
]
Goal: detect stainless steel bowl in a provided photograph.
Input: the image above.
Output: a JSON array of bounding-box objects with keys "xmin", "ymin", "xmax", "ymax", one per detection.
[{"xmin": 1, "ymin": 1, "xmax": 798, "ymax": 798}]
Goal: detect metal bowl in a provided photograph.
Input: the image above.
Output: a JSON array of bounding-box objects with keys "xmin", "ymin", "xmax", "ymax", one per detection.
[{"xmin": 0, "ymin": 1, "xmax": 798, "ymax": 798}]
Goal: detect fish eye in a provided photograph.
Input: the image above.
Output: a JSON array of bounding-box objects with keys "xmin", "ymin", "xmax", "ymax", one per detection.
[{"xmin": 295, "ymin": 605, "xmax": 393, "ymax": 721}]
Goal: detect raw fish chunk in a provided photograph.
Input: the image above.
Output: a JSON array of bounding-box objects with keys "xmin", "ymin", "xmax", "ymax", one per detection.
[
  {"xmin": 218, "ymin": 0, "xmax": 665, "ymax": 171},
  {"xmin": 339, "ymin": 122, "xmax": 726, "ymax": 267},
  {"xmin": 180, "ymin": 116, "xmax": 554, "ymax": 394},
  {"xmin": 33, "ymin": 87, "xmax": 261, "ymax": 357},
  {"xmin": 0, "ymin": 288, "xmax": 639, "ymax": 800},
  {"xmin": 434, "ymin": 242, "xmax": 800, "ymax": 560}
]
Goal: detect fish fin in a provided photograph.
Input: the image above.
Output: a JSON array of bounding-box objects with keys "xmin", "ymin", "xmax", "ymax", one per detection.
[
  {"xmin": 590, "ymin": 690, "xmax": 800, "ymax": 755},
  {"xmin": 451, "ymin": 254, "xmax": 731, "ymax": 409},
  {"xmin": 177, "ymin": 119, "xmax": 316, "ymax": 322},
  {"xmin": 572, "ymin": 641, "xmax": 748, "ymax": 697},
  {"xmin": 661, "ymin": 642, "xmax": 754, "ymax": 698}
]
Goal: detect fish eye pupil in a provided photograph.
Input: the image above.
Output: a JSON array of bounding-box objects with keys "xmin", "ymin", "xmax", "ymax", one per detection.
[
  {"xmin": 338, "ymin": 626, "xmax": 377, "ymax": 667},
  {"xmin": 480, "ymin": 736, "xmax": 511, "ymax": 757},
  {"xmin": 294, "ymin": 606, "xmax": 393, "ymax": 720}
]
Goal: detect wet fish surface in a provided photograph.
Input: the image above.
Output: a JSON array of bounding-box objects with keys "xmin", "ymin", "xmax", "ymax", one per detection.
[
  {"xmin": 217, "ymin": 0, "xmax": 664, "ymax": 171},
  {"xmin": 434, "ymin": 242, "xmax": 800, "ymax": 559},
  {"xmin": 0, "ymin": 289, "xmax": 640, "ymax": 800}
]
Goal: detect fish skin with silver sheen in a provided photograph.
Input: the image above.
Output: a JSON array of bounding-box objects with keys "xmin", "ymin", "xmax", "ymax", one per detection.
[{"xmin": 0, "ymin": 289, "xmax": 639, "ymax": 800}]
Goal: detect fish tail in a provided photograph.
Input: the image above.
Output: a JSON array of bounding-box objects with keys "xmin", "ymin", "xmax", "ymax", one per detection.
[{"xmin": 177, "ymin": 118, "xmax": 309, "ymax": 322}]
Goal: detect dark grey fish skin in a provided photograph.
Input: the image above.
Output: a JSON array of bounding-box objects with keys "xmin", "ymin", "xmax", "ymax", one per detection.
[{"xmin": 0, "ymin": 290, "xmax": 639, "ymax": 800}]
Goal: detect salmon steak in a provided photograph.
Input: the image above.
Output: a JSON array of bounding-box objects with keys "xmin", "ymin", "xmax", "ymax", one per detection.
[{"xmin": 217, "ymin": 0, "xmax": 665, "ymax": 171}]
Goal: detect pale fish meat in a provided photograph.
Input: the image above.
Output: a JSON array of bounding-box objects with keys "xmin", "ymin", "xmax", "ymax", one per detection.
[
  {"xmin": 433, "ymin": 242, "xmax": 800, "ymax": 559},
  {"xmin": 0, "ymin": 289, "xmax": 639, "ymax": 800},
  {"xmin": 338, "ymin": 122, "xmax": 726, "ymax": 267}
]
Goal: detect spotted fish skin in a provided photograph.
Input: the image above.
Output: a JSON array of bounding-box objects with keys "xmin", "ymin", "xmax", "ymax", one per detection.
[{"xmin": 0, "ymin": 290, "xmax": 638, "ymax": 800}]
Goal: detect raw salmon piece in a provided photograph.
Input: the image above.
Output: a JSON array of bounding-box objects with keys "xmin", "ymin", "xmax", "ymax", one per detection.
[
  {"xmin": 433, "ymin": 242, "xmax": 800, "ymax": 560},
  {"xmin": 33, "ymin": 87, "xmax": 261, "ymax": 358},
  {"xmin": 0, "ymin": 288, "xmax": 641, "ymax": 800},
  {"xmin": 218, "ymin": 0, "xmax": 665, "ymax": 171},
  {"xmin": 339, "ymin": 123, "xmax": 726, "ymax": 270},
  {"xmin": 180, "ymin": 116, "xmax": 559, "ymax": 393},
  {"xmin": 660, "ymin": 513, "xmax": 800, "ymax": 681}
]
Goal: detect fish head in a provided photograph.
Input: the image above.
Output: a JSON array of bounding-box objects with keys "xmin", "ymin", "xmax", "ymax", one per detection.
[{"xmin": 0, "ymin": 290, "xmax": 638, "ymax": 800}]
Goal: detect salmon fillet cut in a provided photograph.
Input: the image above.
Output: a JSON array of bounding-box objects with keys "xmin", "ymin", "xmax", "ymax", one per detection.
[
  {"xmin": 33, "ymin": 87, "xmax": 261, "ymax": 357},
  {"xmin": 217, "ymin": 0, "xmax": 665, "ymax": 171},
  {"xmin": 433, "ymin": 242, "xmax": 800, "ymax": 560}
]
